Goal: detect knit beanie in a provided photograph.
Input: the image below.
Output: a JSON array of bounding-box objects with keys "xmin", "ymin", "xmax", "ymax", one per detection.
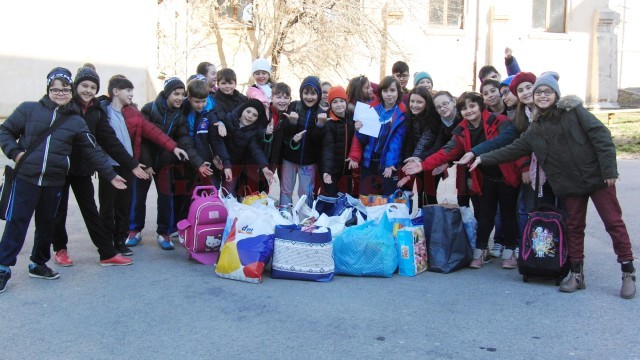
[
  {"xmin": 163, "ymin": 77, "xmax": 185, "ymax": 97},
  {"xmin": 413, "ymin": 71, "xmax": 433, "ymax": 87},
  {"xmin": 509, "ymin": 71, "xmax": 537, "ymax": 95},
  {"xmin": 46, "ymin": 67, "xmax": 73, "ymax": 91},
  {"xmin": 499, "ymin": 75, "xmax": 515, "ymax": 91},
  {"xmin": 252, "ymin": 58, "xmax": 272, "ymax": 75},
  {"xmin": 188, "ymin": 74, "xmax": 207, "ymax": 83},
  {"xmin": 532, "ymin": 71, "xmax": 561, "ymax": 98},
  {"xmin": 328, "ymin": 86, "xmax": 348, "ymax": 105},
  {"xmin": 239, "ymin": 98, "xmax": 267, "ymax": 126},
  {"xmin": 74, "ymin": 66, "xmax": 100, "ymax": 92}
]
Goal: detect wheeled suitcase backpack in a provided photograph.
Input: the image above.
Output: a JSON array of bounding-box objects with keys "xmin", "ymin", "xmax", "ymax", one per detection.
[
  {"xmin": 518, "ymin": 205, "xmax": 569, "ymax": 285},
  {"xmin": 177, "ymin": 186, "xmax": 228, "ymax": 264}
]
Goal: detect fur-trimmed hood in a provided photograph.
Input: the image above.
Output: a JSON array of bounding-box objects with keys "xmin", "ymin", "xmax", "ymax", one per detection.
[{"xmin": 556, "ymin": 95, "xmax": 583, "ymax": 111}]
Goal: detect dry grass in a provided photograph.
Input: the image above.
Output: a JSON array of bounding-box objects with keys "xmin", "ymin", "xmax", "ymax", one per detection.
[{"xmin": 595, "ymin": 112, "xmax": 640, "ymax": 159}]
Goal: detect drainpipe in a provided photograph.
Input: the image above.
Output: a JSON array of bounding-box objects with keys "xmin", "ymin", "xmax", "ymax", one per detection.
[{"xmin": 472, "ymin": 0, "xmax": 481, "ymax": 91}]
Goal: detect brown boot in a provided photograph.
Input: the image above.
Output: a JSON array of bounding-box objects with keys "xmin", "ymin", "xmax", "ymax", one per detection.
[
  {"xmin": 621, "ymin": 272, "xmax": 636, "ymax": 299},
  {"xmin": 560, "ymin": 263, "xmax": 585, "ymax": 293}
]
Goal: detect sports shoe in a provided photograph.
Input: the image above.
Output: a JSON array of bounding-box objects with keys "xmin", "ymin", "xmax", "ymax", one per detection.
[
  {"xmin": 53, "ymin": 249, "xmax": 73, "ymax": 267},
  {"xmin": 621, "ymin": 271, "xmax": 636, "ymax": 299},
  {"xmin": 490, "ymin": 243, "xmax": 504, "ymax": 258},
  {"xmin": 157, "ymin": 234, "xmax": 174, "ymax": 250},
  {"xmin": 28, "ymin": 264, "xmax": 60, "ymax": 280},
  {"xmin": 469, "ymin": 249, "xmax": 491, "ymax": 269},
  {"xmin": 515, "ymin": 246, "xmax": 520, "ymax": 259},
  {"xmin": 100, "ymin": 254, "xmax": 134, "ymax": 267},
  {"xmin": 501, "ymin": 249, "xmax": 517, "ymax": 269},
  {"xmin": 124, "ymin": 231, "xmax": 142, "ymax": 247},
  {"xmin": 0, "ymin": 270, "xmax": 10, "ymax": 293},
  {"xmin": 114, "ymin": 241, "xmax": 133, "ymax": 256},
  {"xmin": 169, "ymin": 231, "xmax": 179, "ymax": 239}
]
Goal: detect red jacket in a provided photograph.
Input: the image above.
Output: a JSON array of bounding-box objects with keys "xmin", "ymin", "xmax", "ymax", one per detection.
[
  {"xmin": 121, "ymin": 105, "xmax": 177, "ymax": 162},
  {"xmin": 421, "ymin": 110, "xmax": 525, "ymax": 195}
]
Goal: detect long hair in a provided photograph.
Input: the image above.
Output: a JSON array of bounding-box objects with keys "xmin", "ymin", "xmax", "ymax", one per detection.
[
  {"xmin": 407, "ymin": 86, "xmax": 440, "ymax": 135},
  {"xmin": 346, "ymin": 75, "xmax": 371, "ymax": 104}
]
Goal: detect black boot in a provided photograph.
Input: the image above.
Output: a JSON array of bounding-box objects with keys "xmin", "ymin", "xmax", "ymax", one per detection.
[{"xmin": 560, "ymin": 261, "xmax": 585, "ymax": 293}]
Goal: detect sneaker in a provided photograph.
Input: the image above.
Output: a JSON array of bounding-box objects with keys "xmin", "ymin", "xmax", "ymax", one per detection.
[
  {"xmin": 53, "ymin": 249, "xmax": 73, "ymax": 267},
  {"xmin": 157, "ymin": 234, "xmax": 174, "ymax": 250},
  {"xmin": 490, "ymin": 243, "xmax": 504, "ymax": 258},
  {"xmin": 0, "ymin": 270, "xmax": 10, "ymax": 293},
  {"xmin": 169, "ymin": 231, "xmax": 179, "ymax": 239},
  {"xmin": 469, "ymin": 249, "xmax": 491, "ymax": 269},
  {"xmin": 100, "ymin": 254, "xmax": 134, "ymax": 267},
  {"xmin": 114, "ymin": 242, "xmax": 133, "ymax": 256},
  {"xmin": 28, "ymin": 264, "xmax": 60, "ymax": 280},
  {"xmin": 124, "ymin": 231, "xmax": 142, "ymax": 247},
  {"xmin": 501, "ymin": 249, "xmax": 517, "ymax": 269}
]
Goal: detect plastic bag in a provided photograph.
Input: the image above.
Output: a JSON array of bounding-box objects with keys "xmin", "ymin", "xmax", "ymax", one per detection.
[
  {"xmin": 460, "ymin": 206, "xmax": 477, "ymax": 250},
  {"xmin": 423, "ymin": 204, "xmax": 473, "ymax": 274},
  {"xmin": 397, "ymin": 226, "xmax": 428, "ymax": 276}
]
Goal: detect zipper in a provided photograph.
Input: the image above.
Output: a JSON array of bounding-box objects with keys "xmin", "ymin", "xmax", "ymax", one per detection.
[
  {"xmin": 299, "ymin": 111, "xmax": 310, "ymax": 164},
  {"xmin": 341, "ymin": 120, "xmax": 347, "ymax": 177},
  {"xmin": 38, "ymin": 108, "xmax": 57, "ymax": 185}
]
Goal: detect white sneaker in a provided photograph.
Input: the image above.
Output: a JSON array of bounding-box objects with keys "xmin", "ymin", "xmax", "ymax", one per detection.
[{"xmin": 490, "ymin": 243, "xmax": 504, "ymax": 258}]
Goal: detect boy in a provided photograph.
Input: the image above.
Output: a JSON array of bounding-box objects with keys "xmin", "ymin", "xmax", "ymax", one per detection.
[
  {"xmin": 392, "ymin": 60, "xmax": 411, "ymax": 105},
  {"xmin": 478, "ymin": 47, "xmax": 522, "ymax": 83},
  {"xmin": 213, "ymin": 68, "xmax": 248, "ymax": 121}
]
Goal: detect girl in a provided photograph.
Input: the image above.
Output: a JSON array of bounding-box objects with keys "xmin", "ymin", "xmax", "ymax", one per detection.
[
  {"xmin": 474, "ymin": 72, "xmax": 636, "ymax": 299},
  {"xmin": 398, "ymin": 86, "xmax": 441, "ymax": 205},
  {"xmin": 0, "ymin": 67, "xmax": 127, "ymax": 292},
  {"xmin": 196, "ymin": 61, "xmax": 217, "ymax": 93},
  {"xmin": 404, "ymin": 92, "xmax": 524, "ymax": 270},
  {"xmin": 246, "ymin": 58, "xmax": 275, "ymax": 111},
  {"xmin": 348, "ymin": 76, "xmax": 406, "ymax": 196},
  {"xmin": 346, "ymin": 75, "xmax": 376, "ymax": 112},
  {"xmin": 413, "ymin": 72, "xmax": 433, "ymax": 92},
  {"xmin": 320, "ymin": 81, "xmax": 331, "ymax": 111},
  {"xmin": 321, "ymin": 86, "xmax": 362, "ymax": 196},
  {"xmin": 499, "ymin": 75, "xmax": 518, "ymax": 119}
]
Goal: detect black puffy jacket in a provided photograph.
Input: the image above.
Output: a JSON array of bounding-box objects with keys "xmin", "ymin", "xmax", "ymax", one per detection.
[
  {"xmin": 321, "ymin": 110, "xmax": 355, "ymax": 176},
  {"xmin": 210, "ymin": 106, "xmax": 268, "ymax": 169},
  {"xmin": 140, "ymin": 92, "xmax": 185, "ymax": 171}
]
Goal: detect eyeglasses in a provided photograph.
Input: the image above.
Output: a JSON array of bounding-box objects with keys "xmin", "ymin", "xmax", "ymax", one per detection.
[
  {"xmin": 435, "ymin": 101, "xmax": 451, "ymax": 110},
  {"xmin": 49, "ymin": 88, "xmax": 72, "ymax": 95},
  {"xmin": 394, "ymin": 73, "xmax": 410, "ymax": 80},
  {"xmin": 534, "ymin": 89, "xmax": 554, "ymax": 97},
  {"xmin": 501, "ymin": 90, "xmax": 510, "ymax": 98}
]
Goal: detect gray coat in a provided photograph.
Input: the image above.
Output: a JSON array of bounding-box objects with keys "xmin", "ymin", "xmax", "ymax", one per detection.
[{"xmin": 480, "ymin": 95, "xmax": 617, "ymax": 198}]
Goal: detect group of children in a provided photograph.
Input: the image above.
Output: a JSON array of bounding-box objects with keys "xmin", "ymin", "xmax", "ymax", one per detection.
[{"xmin": 0, "ymin": 51, "xmax": 635, "ymax": 299}]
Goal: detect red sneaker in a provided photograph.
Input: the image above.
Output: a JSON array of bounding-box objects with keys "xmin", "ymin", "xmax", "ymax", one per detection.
[
  {"xmin": 54, "ymin": 249, "xmax": 73, "ymax": 267},
  {"xmin": 100, "ymin": 254, "xmax": 133, "ymax": 267}
]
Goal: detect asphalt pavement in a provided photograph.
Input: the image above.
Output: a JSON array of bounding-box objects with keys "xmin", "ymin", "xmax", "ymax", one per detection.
[{"xmin": 0, "ymin": 158, "xmax": 638, "ymax": 360}]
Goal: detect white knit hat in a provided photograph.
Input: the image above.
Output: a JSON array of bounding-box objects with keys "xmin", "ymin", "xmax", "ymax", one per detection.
[{"xmin": 252, "ymin": 58, "xmax": 272, "ymax": 75}]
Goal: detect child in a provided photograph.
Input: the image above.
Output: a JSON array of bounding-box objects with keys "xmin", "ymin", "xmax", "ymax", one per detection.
[
  {"xmin": 99, "ymin": 76, "xmax": 188, "ymax": 254},
  {"xmin": 321, "ymin": 86, "xmax": 362, "ymax": 196},
  {"xmin": 477, "ymin": 47, "xmax": 522, "ymax": 83},
  {"xmin": 474, "ymin": 72, "xmax": 636, "ymax": 299},
  {"xmin": 499, "ymin": 75, "xmax": 518, "ymax": 119},
  {"xmin": 0, "ymin": 67, "xmax": 127, "ymax": 292},
  {"xmin": 346, "ymin": 75, "xmax": 376, "ymax": 112},
  {"xmin": 280, "ymin": 76, "xmax": 326, "ymax": 206},
  {"xmin": 403, "ymin": 92, "xmax": 523, "ymax": 269},
  {"xmin": 349, "ymin": 76, "xmax": 407, "ymax": 196},
  {"xmin": 392, "ymin": 61, "xmax": 411, "ymax": 105},
  {"xmin": 481, "ymin": 79, "xmax": 507, "ymax": 115},
  {"xmin": 52, "ymin": 67, "xmax": 146, "ymax": 267},
  {"xmin": 214, "ymin": 68, "xmax": 248, "ymax": 121},
  {"xmin": 319, "ymin": 81, "xmax": 331, "ymax": 111},
  {"xmin": 210, "ymin": 99, "xmax": 274, "ymax": 196},
  {"xmin": 262, "ymin": 82, "xmax": 292, "ymax": 176},
  {"xmin": 246, "ymin": 58, "xmax": 274, "ymax": 111},
  {"xmin": 413, "ymin": 72, "xmax": 434, "ymax": 92},
  {"xmin": 126, "ymin": 77, "xmax": 188, "ymax": 249},
  {"xmin": 196, "ymin": 61, "xmax": 217, "ymax": 93}
]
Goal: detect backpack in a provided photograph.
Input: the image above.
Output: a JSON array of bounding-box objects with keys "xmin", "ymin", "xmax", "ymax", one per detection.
[{"xmin": 177, "ymin": 186, "xmax": 228, "ymax": 264}]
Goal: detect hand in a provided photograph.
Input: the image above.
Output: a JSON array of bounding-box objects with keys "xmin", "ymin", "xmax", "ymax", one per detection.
[
  {"xmin": 402, "ymin": 161, "xmax": 422, "ymax": 176},
  {"xmin": 266, "ymin": 119, "xmax": 274, "ymax": 135},
  {"xmin": 293, "ymin": 129, "xmax": 306, "ymax": 143},
  {"xmin": 323, "ymin": 173, "xmax": 332, "ymax": 184},
  {"xmin": 319, "ymin": 103, "xmax": 329, "ymax": 113},
  {"xmin": 403, "ymin": 156, "xmax": 421, "ymax": 164},
  {"xmin": 505, "ymin": 46, "xmax": 513, "ymax": 59},
  {"xmin": 262, "ymin": 167, "xmax": 274, "ymax": 185},
  {"xmin": 347, "ymin": 159, "xmax": 359, "ymax": 169},
  {"xmin": 131, "ymin": 164, "xmax": 149, "ymax": 180},
  {"xmin": 110, "ymin": 175, "xmax": 127, "ymax": 190},
  {"xmin": 397, "ymin": 176, "xmax": 411, "ymax": 187},
  {"xmin": 432, "ymin": 163, "xmax": 448, "ymax": 176},
  {"xmin": 604, "ymin": 178, "xmax": 617, "ymax": 187},
  {"xmin": 283, "ymin": 111, "xmax": 299, "ymax": 125},
  {"xmin": 223, "ymin": 168, "xmax": 233, "ymax": 182},
  {"xmin": 212, "ymin": 155, "xmax": 223, "ymax": 170},
  {"xmin": 144, "ymin": 166, "xmax": 156, "ymax": 177},
  {"xmin": 354, "ymin": 121, "xmax": 363, "ymax": 131},
  {"xmin": 316, "ymin": 113, "xmax": 327, "ymax": 126},
  {"xmin": 522, "ymin": 171, "xmax": 531, "ymax": 185},
  {"xmin": 469, "ymin": 157, "xmax": 482, "ymax": 172},
  {"xmin": 454, "ymin": 152, "xmax": 475, "ymax": 166},
  {"xmin": 382, "ymin": 166, "xmax": 396, "ymax": 178},
  {"xmin": 15, "ymin": 151, "xmax": 25, "ymax": 163},
  {"xmin": 213, "ymin": 122, "xmax": 227, "ymax": 137},
  {"xmin": 173, "ymin": 147, "xmax": 189, "ymax": 161},
  {"xmin": 198, "ymin": 162, "xmax": 214, "ymax": 177}
]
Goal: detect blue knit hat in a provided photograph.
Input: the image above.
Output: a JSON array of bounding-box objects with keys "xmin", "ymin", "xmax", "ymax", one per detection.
[
  {"xmin": 46, "ymin": 67, "xmax": 73, "ymax": 91},
  {"xmin": 500, "ymin": 75, "xmax": 515, "ymax": 90},
  {"xmin": 413, "ymin": 71, "xmax": 433, "ymax": 87}
]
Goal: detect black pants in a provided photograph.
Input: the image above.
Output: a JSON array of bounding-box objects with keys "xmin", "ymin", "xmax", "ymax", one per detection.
[
  {"xmin": 53, "ymin": 174, "xmax": 118, "ymax": 260},
  {"xmin": 172, "ymin": 163, "xmax": 214, "ymax": 223},
  {"xmin": 129, "ymin": 164, "xmax": 175, "ymax": 236},
  {"xmin": 474, "ymin": 177, "xmax": 518, "ymax": 250},
  {"xmin": 99, "ymin": 167, "xmax": 133, "ymax": 244},
  {"xmin": 360, "ymin": 159, "xmax": 397, "ymax": 196}
]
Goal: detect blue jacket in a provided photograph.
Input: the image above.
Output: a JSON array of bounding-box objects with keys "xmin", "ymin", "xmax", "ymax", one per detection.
[
  {"xmin": 178, "ymin": 95, "xmax": 216, "ymax": 168},
  {"xmin": 355, "ymin": 102, "xmax": 407, "ymax": 170}
]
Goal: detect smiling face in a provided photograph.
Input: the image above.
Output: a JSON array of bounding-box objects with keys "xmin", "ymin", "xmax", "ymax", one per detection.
[
  {"xmin": 76, "ymin": 80, "xmax": 98, "ymax": 105},
  {"xmin": 460, "ymin": 99, "xmax": 482, "ymax": 123},
  {"xmin": 434, "ymin": 94, "xmax": 455, "ymax": 119},
  {"xmin": 272, "ymin": 92, "xmax": 291, "ymax": 111},
  {"xmin": 218, "ymin": 79, "xmax": 236, "ymax": 95},
  {"xmin": 416, "ymin": 78, "xmax": 433, "ymax": 91},
  {"xmin": 49, "ymin": 79, "xmax": 73, "ymax": 106},
  {"xmin": 381, "ymin": 82, "xmax": 399, "ymax": 109},
  {"xmin": 409, "ymin": 94, "xmax": 426, "ymax": 115},
  {"xmin": 481, "ymin": 84, "xmax": 501, "ymax": 107},
  {"xmin": 330, "ymin": 98, "xmax": 347, "ymax": 117},
  {"xmin": 166, "ymin": 88, "xmax": 186, "ymax": 109},
  {"xmin": 361, "ymin": 80, "xmax": 373, "ymax": 101},
  {"xmin": 302, "ymin": 87, "xmax": 319, "ymax": 107},
  {"xmin": 321, "ymin": 84, "xmax": 331, "ymax": 104},
  {"xmin": 205, "ymin": 65, "xmax": 217, "ymax": 88},
  {"xmin": 516, "ymin": 81, "xmax": 534, "ymax": 105},
  {"xmin": 253, "ymin": 70, "xmax": 270, "ymax": 86},
  {"xmin": 533, "ymin": 86, "xmax": 557, "ymax": 110},
  {"xmin": 500, "ymin": 86, "xmax": 519, "ymax": 108},
  {"xmin": 240, "ymin": 107, "xmax": 259, "ymax": 126}
]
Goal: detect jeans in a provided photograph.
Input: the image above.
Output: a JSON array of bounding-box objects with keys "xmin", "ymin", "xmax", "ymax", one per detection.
[
  {"xmin": 129, "ymin": 164, "xmax": 175, "ymax": 235},
  {"xmin": 280, "ymin": 159, "xmax": 316, "ymax": 207}
]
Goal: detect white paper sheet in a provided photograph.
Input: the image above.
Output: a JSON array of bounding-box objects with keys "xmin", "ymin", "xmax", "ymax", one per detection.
[{"xmin": 354, "ymin": 101, "xmax": 381, "ymax": 138}]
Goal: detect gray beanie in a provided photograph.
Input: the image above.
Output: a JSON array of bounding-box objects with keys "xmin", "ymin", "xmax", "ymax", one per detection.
[
  {"xmin": 163, "ymin": 77, "xmax": 185, "ymax": 97},
  {"xmin": 532, "ymin": 71, "xmax": 560, "ymax": 98},
  {"xmin": 74, "ymin": 66, "xmax": 100, "ymax": 92}
]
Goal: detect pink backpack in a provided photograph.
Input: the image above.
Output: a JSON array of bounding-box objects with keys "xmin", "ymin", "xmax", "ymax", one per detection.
[{"xmin": 177, "ymin": 186, "xmax": 228, "ymax": 264}]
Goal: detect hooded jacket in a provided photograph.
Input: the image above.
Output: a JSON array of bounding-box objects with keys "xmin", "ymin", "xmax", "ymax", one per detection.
[
  {"xmin": 139, "ymin": 91, "xmax": 185, "ymax": 170},
  {"xmin": 0, "ymin": 96, "xmax": 117, "ymax": 186},
  {"xmin": 321, "ymin": 109, "xmax": 356, "ymax": 176},
  {"xmin": 214, "ymin": 89, "xmax": 248, "ymax": 121},
  {"xmin": 177, "ymin": 95, "xmax": 216, "ymax": 168},
  {"xmin": 480, "ymin": 96, "xmax": 617, "ymax": 198}
]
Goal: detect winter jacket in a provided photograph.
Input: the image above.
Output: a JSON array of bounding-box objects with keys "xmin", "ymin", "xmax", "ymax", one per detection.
[
  {"xmin": 422, "ymin": 110, "xmax": 524, "ymax": 195},
  {"xmin": 263, "ymin": 104, "xmax": 286, "ymax": 170},
  {"xmin": 349, "ymin": 101, "xmax": 407, "ymax": 170},
  {"xmin": 322, "ymin": 110, "xmax": 356, "ymax": 176},
  {"xmin": 402, "ymin": 110, "xmax": 441, "ymax": 161},
  {"xmin": 211, "ymin": 109, "xmax": 268, "ymax": 169},
  {"xmin": 246, "ymin": 84, "xmax": 270, "ymax": 110},
  {"xmin": 0, "ymin": 96, "xmax": 117, "ymax": 187},
  {"xmin": 505, "ymin": 56, "xmax": 521, "ymax": 76},
  {"xmin": 480, "ymin": 96, "xmax": 617, "ymax": 198},
  {"xmin": 177, "ymin": 95, "xmax": 216, "ymax": 168},
  {"xmin": 214, "ymin": 90, "xmax": 248, "ymax": 121},
  {"xmin": 139, "ymin": 92, "xmax": 185, "ymax": 170},
  {"xmin": 69, "ymin": 98, "xmax": 139, "ymax": 176}
]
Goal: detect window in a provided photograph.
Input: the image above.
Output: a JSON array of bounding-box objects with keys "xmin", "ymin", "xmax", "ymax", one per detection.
[
  {"xmin": 217, "ymin": 0, "xmax": 252, "ymax": 23},
  {"xmin": 428, "ymin": 0, "xmax": 464, "ymax": 28},
  {"xmin": 532, "ymin": 0, "xmax": 566, "ymax": 33}
]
